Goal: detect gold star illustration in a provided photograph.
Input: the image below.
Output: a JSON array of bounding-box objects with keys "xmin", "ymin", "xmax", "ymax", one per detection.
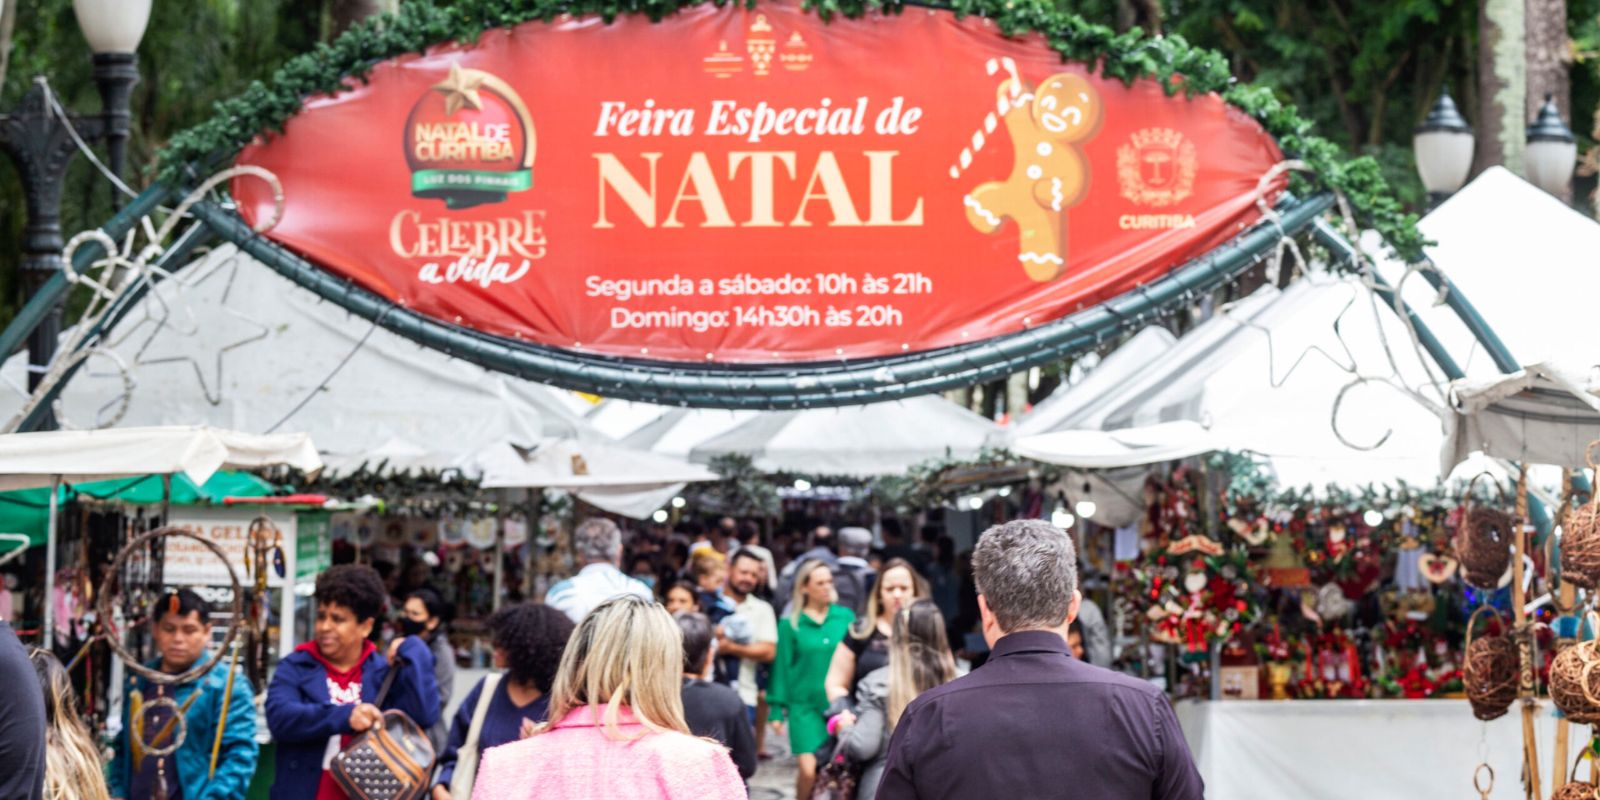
[{"xmin": 432, "ymin": 63, "xmax": 486, "ymax": 116}]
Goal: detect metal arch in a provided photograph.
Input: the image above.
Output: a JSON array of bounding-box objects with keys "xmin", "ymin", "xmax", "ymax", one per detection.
[{"xmin": 190, "ymin": 192, "xmax": 1335, "ymax": 409}]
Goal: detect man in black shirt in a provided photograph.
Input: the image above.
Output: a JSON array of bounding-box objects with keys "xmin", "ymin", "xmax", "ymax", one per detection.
[
  {"xmin": 675, "ymin": 611, "xmax": 756, "ymax": 780},
  {"xmin": 878, "ymin": 519, "xmax": 1203, "ymax": 800},
  {"xmin": 0, "ymin": 620, "xmax": 45, "ymax": 800}
]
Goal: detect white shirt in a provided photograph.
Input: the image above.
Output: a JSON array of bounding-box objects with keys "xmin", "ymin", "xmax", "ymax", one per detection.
[
  {"xmin": 732, "ymin": 593, "xmax": 777, "ymax": 707},
  {"xmin": 545, "ymin": 563, "xmax": 654, "ymax": 623}
]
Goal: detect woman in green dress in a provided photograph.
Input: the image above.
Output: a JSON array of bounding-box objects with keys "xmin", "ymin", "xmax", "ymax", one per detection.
[{"xmin": 769, "ymin": 558, "xmax": 855, "ymax": 800}]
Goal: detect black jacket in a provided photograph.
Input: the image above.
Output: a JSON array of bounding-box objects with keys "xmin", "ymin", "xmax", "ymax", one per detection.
[
  {"xmin": 681, "ymin": 678, "xmax": 757, "ymax": 780},
  {"xmin": 878, "ymin": 630, "xmax": 1203, "ymax": 800},
  {"xmin": 0, "ymin": 622, "xmax": 44, "ymax": 800}
]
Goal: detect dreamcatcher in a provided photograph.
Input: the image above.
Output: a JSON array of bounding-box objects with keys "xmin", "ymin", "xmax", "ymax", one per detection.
[{"xmin": 90, "ymin": 518, "xmax": 281, "ymax": 798}]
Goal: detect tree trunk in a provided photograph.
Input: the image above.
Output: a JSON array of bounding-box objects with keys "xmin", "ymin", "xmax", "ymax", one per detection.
[
  {"xmin": 1113, "ymin": 0, "xmax": 1163, "ymax": 35},
  {"xmin": 1525, "ymin": 0, "xmax": 1570, "ymax": 199},
  {"xmin": 1005, "ymin": 372, "xmax": 1029, "ymax": 422},
  {"xmin": 331, "ymin": 0, "xmax": 396, "ymax": 37},
  {"xmin": 1474, "ymin": 0, "xmax": 1526, "ymax": 175},
  {"xmin": 0, "ymin": 0, "xmax": 16, "ymax": 95}
]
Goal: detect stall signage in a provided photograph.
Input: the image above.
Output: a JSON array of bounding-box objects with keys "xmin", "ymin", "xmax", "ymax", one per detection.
[
  {"xmin": 165, "ymin": 508, "xmax": 295, "ymax": 588},
  {"xmin": 232, "ymin": 1, "xmax": 1285, "ymax": 363},
  {"xmin": 295, "ymin": 511, "xmax": 331, "ymax": 580}
]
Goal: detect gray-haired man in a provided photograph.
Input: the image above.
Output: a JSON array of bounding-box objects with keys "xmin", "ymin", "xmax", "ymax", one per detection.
[
  {"xmin": 877, "ymin": 519, "xmax": 1203, "ymax": 800},
  {"xmin": 544, "ymin": 518, "xmax": 653, "ymax": 623}
]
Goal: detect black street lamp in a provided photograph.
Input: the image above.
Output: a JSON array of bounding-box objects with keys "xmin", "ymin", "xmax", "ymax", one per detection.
[
  {"xmin": 1412, "ymin": 90, "xmax": 1475, "ymax": 209},
  {"xmin": 0, "ymin": 0, "xmax": 149, "ymax": 429}
]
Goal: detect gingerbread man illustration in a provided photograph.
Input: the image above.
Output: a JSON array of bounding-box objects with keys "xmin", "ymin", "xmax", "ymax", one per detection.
[{"xmin": 954, "ymin": 59, "xmax": 1103, "ymax": 282}]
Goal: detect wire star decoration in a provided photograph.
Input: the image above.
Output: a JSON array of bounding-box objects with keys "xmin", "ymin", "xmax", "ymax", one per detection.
[{"xmin": 112, "ymin": 248, "xmax": 272, "ymax": 406}]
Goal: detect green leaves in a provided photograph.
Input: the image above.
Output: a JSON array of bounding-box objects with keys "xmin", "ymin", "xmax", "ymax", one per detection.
[{"xmin": 154, "ymin": 0, "xmax": 1426, "ymax": 260}]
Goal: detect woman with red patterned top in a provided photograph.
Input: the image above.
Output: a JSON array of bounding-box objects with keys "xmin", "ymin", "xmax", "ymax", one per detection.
[{"xmin": 265, "ymin": 564, "xmax": 441, "ymax": 800}]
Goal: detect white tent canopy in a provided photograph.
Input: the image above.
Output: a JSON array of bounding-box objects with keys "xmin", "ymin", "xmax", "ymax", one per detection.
[
  {"xmin": 0, "ymin": 245, "xmax": 597, "ymax": 473},
  {"xmin": 479, "ymin": 439, "xmax": 719, "ymax": 491},
  {"xmin": 1013, "ymin": 420, "xmax": 1217, "ymax": 469},
  {"xmin": 1014, "ymin": 326, "xmax": 1176, "ymax": 437},
  {"xmin": 690, "ymin": 395, "xmax": 1000, "ymax": 476},
  {"xmin": 586, "ymin": 401, "xmax": 759, "ymax": 460},
  {"xmin": 1446, "ymin": 361, "xmax": 1600, "ymax": 471},
  {"xmin": 0, "ymin": 424, "xmax": 322, "ymax": 491},
  {"xmin": 1017, "ymin": 169, "xmax": 1600, "ymax": 502},
  {"xmin": 1375, "ymin": 167, "xmax": 1600, "ymax": 380},
  {"xmin": 1014, "ymin": 274, "xmax": 1452, "ymax": 525},
  {"xmin": 477, "ymin": 438, "xmax": 719, "ymax": 519}
]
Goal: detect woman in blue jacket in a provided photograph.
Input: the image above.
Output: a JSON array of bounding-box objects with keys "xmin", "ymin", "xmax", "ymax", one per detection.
[
  {"xmin": 430, "ymin": 602, "xmax": 574, "ymax": 799},
  {"xmin": 266, "ymin": 564, "xmax": 440, "ymax": 800}
]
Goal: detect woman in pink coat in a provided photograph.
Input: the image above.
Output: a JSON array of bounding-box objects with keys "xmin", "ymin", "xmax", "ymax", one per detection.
[{"xmin": 471, "ymin": 594, "xmax": 746, "ymax": 800}]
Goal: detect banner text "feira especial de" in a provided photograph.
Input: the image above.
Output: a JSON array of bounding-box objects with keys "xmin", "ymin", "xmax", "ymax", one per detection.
[{"xmin": 594, "ymin": 98, "xmax": 923, "ymax": 144}]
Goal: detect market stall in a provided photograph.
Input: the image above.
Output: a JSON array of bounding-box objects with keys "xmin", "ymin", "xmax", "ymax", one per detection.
[{"xmin": 0, "ymin": 424, "xmax": 320, "ymax": 644}]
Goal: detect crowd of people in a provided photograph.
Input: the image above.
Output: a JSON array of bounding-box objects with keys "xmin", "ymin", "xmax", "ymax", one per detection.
[{"xmin": 0, "ymin": 515, "xmax": 1202, "ymax": 800}]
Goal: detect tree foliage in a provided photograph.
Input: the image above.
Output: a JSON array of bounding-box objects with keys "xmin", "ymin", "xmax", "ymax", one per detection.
[{"xmin": 0, "ymin": 0, "xmax": 328, "ymax": 328}]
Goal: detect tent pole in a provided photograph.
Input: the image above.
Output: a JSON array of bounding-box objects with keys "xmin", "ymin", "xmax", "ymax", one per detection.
[
  {"xmin": 161, "ymin": 474, "xmax": 171, "ymax": 526},
  {"xmin": 492, "ymin": 490, "xmax": 506, "ymax": 612},
  {"xmin": 1512, "ymin": 467, "xmax": 1541, "ymax": 799},
  {"xmin": 43, "ymin": 474, "xmax": 59, "ymax": 647},
  {"xmin": 523, "ymin": 490, "xmax": 534, "ymax": 600}
]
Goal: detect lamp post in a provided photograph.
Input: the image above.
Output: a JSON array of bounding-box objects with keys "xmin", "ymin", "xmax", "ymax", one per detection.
[
  {"xmin": 1413, "ymin": 90, "xmax": 1475, "ymax": 209},
  {"xmin": 1526, "ymin": 94, "xmax": 1577, "ymax": 201},
  {"xmin": 0, "ymin": 0, "xmax": 149, "ymax": 430}
]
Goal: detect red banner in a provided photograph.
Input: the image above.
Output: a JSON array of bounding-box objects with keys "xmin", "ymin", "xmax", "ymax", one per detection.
[{"xmin": 232, "ymin": 2, "xmax": 1285, "ymax": 363}]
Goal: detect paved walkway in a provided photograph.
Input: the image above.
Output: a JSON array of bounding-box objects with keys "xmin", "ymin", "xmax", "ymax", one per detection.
[{"xmin": 749, "ymin": 722, "xmax": 798, "ymax": 800}]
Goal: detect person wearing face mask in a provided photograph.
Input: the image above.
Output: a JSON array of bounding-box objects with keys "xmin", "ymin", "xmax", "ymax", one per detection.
[
  {"xmin": 398, "ymin": 587, "xmax": 455, "ymax": 753},
  {"xmin": 266, "ymin": 565, "xmax": 440, "ymax": 800}
]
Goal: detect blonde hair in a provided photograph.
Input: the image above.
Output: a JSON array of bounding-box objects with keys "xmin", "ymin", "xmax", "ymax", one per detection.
[
  {"xmin": 851, "ymin": 559, "xmax": 930, "ymax": 640},
  {"xmin": 689, "ymin": 552, "xmax": 727, "ymax": 584},
  {"xmin": 788, "ymin": 559, "xmax": 834, "ymax": 625},
  {"xmin": 29, "ymin": 648, "xmax": 110, "ymax": 800},
  {"xmin": 886, "ymin": 600, "xmax": 956, "ymax": 729},
  {"xmin": 537, "ymin": 594, "xmax": 689, "ymax": 740}
]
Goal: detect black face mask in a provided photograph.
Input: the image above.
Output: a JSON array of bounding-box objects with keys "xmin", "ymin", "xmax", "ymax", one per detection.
[{"xmin": 397, "ymin": 617, "xmax": 429, "ymax": 637}]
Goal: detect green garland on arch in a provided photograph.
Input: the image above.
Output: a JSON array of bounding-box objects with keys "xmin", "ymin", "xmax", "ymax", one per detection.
[{"xmin": 155, "ymin": 0, "xmax": 1427, "ymax": 261}]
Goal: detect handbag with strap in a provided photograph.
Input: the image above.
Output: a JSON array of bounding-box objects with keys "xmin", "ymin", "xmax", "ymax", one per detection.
[
  {"xmin": 809, "ymin": 737, "xmax": 861, "ymax": 800},
  {"xmin": 448, "ymin": 673, "xmax": 502, "ymax": 800},
  {"xmin": 330, "ymin": 654, "xmax": 438, "ymax": 800}
]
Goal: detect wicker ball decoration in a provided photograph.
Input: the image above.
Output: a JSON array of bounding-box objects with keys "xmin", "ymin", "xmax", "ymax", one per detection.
[
  {"xmin": 1562, "ymin": 443, "xmax": 1600, "ymax": 591},
  {"xmin": 1550, "ymin": 622, "xmax": 1600, "ymax": 725},
  {"xmin": 1463, "ymin": 606, "xmax": 1517, "ymax": 721},
  {"xmin": 1553, "ymin": 780, "xmax": 1600, "ymax": 800},
  {"xmin": 1459, "ymin": 476, "xmax": 1513, "ymax": 589},
  {"xmin": 1565, "ymin": 501, "xmax": 1600, "ymax": 590},
  {"xmin": 1554, "ymin": 746, "xmax": 1600, "ymax": 800}
]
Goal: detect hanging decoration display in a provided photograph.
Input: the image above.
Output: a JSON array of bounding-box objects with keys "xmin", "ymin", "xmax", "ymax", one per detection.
[
  {"xmin": 230, "ymin": 1, "xmax": 1287, "ymax": 365},
  {"xmin": 1561, "ymin": 445, "xmax": 1600, "ymax": 590},
  {"xmin": 1456, "ymin": 475, "xmax": 1514, "ymax": 589},
  {"xmin": 1112, "ymin": 453, "xmax": 1559, "ymax": 702},
  {"xmin": 1462, "ymin": 605, "xmax": 1517, "ymax": 721},
  {"xmin": 1123, "ymin": 465, "xmax": 1261, "ymax": 662}
]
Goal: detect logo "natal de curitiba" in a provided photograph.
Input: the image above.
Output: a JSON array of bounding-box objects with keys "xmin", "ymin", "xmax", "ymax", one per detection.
[{"xmin": 405, "ymin": 63, "xmax": 536, "ymax": 209}]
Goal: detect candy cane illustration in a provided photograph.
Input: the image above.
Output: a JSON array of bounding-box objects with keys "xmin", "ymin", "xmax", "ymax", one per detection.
[{"xmin": 949, "ymin": 57, "xmax": 1027, "ymax": 180}]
